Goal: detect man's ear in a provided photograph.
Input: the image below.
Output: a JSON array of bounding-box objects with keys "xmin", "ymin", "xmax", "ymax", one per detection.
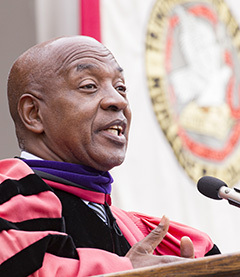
[{"xmin": 18, "ymin": 93, "xmax": 44, "ymax": 134}]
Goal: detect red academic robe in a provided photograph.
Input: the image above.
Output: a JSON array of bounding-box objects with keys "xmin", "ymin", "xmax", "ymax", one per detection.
[{"xmin": 0, "ymin": 158, "xmax": 214, "ymax": 276}]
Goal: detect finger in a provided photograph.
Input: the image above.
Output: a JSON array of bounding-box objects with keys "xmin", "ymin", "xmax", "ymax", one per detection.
[
  {"xmin": 139, "ymin": 215, "xmax": 170, "ymax": 255},
  {"xmin": 180, "ymin": 236, "xmax": 195, "ymax": 258}
]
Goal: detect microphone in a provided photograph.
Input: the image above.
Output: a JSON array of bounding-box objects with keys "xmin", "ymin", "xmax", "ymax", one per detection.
[{"xmin": 197, "ymin": 176, "xmax": 240, "ymax": 208}]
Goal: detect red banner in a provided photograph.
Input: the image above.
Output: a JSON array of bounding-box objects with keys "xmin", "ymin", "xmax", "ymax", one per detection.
[{"xmin": 79, "ymin": 0, "xmax": 101, "ymax": 42}]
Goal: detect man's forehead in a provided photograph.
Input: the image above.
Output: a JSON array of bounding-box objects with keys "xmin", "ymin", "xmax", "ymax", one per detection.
[
  {"xmin": 46, "ymin": 36, "xmax": 107, "ymax": 58},
  {"xmin": 44, "ymin": 36, "xmax": 118, "ymax": 72},
  {"xmin": 47, "ymin": 36, "xmax": 97, "ymax": 48}
]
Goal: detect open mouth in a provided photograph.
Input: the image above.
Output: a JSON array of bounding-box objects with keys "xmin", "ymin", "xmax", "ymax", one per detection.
[{"xmin": 105, "ymin": 125, "xmax": 123, "ymax": 136}]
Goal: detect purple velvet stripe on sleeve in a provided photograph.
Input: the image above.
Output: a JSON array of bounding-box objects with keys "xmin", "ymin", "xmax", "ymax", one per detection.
[{"xmin": 23, "ymin": 160, "xmax": 113, "ymax": 194}]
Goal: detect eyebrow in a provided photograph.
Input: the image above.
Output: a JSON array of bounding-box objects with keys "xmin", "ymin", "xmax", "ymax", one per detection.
[
  {"xmin": 77, "ymin": 64, "xmax": 97, "ymax": 71},
  {"xmin": 77, "ymin": 63, "xmax": 124, "ymax": 73}
]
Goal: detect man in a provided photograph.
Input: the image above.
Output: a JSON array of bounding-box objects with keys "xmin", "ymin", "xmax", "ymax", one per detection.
[{"xmin": 0, "ymin": 36, "xmax": 220, "ymax": 276}]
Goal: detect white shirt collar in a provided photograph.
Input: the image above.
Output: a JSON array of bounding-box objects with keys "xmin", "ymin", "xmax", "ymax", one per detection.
[{"xmin": 20, "ymin": 151, "xmax": 43, "ymax": 160}]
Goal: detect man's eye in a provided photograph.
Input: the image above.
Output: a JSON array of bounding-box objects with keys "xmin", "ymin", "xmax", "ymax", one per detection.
[
  {"xmin": 116, "ymin": 85, "xmax": 127, "ymax": 93},
  {"xmin": 81, "ymin": 84, "xmax": 96, "ymax": 89}
]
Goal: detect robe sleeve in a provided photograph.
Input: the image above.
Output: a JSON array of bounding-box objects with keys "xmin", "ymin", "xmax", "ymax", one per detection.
[
  {"xmin": 121, "ymin": 209, "xmax": 216, "ymax": 258},
  {"xmin": 0, "ymin": 159, "xmax": 133, "ymax": 276}
]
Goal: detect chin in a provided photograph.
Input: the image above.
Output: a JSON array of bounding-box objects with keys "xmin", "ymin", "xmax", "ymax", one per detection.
[{"xmin": 98, "ymin": 156, "xmax": 125, "ymax": 172}]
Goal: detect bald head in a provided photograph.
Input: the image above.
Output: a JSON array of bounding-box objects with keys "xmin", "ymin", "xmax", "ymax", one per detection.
[
  {"xmin": 8, "ymin": 36, "xmax": 109, "ymax": 123},
  {"xmin": 6, "ymin": 35, "xmax": 130, "ymax": 170},
  {"xmin": 7, "ymin": 36, "xmax": 113, "ymax": 149}
]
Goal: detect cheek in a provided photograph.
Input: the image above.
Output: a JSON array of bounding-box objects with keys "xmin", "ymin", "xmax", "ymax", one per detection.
[
  {"xmin": 57, "ymin": 111, "xmax": 93, "ymax": 146},
  {"xmin": 43, "ymin": 95, "xmax": 98, "ymax": 143},
  {"xmin": 41, "ymin": 103, "xmax": 76, "ymax": 140}
]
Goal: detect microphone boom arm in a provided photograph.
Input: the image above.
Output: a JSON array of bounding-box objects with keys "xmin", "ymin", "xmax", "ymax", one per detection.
[{"xmin": 220, "ymin": 187, "xmax": 240, "ymax": 208}]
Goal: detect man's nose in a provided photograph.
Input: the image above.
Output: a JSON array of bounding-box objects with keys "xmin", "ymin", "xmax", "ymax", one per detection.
[{"xmin": 100, "ymin": 87, "xmax": 128, "ymax": 111}]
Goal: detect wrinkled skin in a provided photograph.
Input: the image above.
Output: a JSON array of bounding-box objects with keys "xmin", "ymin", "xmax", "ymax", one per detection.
[
  {"xmin": 8, "ymin": 36, "xmax": 194, "ymax": 269},
  {"xmin": 9, "ymin": 36, "xmax": 131, "ymax": 171}
]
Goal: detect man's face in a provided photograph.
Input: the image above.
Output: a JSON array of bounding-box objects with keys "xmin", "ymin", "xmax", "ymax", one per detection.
[{"xmin": 38, "ymin": 37, "xmax": 131, "ymax": 171}]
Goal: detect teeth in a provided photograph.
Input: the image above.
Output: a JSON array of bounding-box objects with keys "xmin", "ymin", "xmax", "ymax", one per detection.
[
  {"xmin": 106, "ymin": 125, "xmax": 123, "ymax": 136},
  {"xmin": 107, "ymin": 129, "xmax": 119, "ymax": 136}
]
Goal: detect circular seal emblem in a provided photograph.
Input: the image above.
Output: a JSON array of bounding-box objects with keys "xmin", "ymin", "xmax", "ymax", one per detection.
[{"xmin": 146, "ymin": 0, "xmax": 240, "ymax": 187}]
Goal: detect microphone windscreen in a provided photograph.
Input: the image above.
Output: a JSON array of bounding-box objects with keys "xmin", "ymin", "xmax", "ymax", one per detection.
[{"xmin": 197, "ymin": 176, "xmax": 227, "ymax": 200}]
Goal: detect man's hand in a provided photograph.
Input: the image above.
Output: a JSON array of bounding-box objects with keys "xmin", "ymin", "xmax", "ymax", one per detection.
[{"xmin": 125, "ymin": 216, "xmax": 194, "ymax": 269}]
